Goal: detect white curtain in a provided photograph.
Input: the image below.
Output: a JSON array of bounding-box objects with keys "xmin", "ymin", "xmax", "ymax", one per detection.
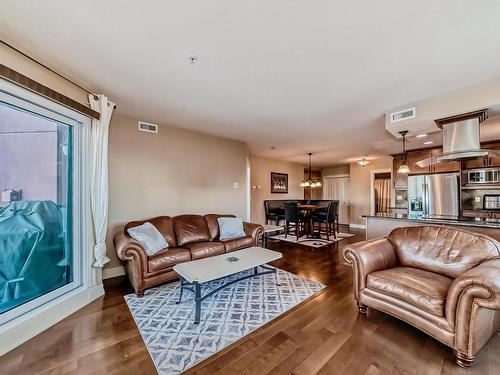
[{"xmin": 89, "ymin": 94, "xmax": 115, "ymax": 267}]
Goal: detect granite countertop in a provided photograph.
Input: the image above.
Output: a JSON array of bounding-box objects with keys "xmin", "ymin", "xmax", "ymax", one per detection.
[{"xmin": 363, "ymin": 212, "xmax": 500, "ymax": 229}]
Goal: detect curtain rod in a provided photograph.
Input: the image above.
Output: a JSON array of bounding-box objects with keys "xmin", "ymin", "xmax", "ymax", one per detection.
[{"xmin": 1, "ymin": 40, "xmax": 116, "ymax": 109}]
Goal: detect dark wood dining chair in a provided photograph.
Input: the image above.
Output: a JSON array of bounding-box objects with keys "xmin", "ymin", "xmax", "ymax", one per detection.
[
  {"xmin": 264, "ymin": 200, "xmax": 285, "ymax": 225},
  {"xmin": 312, "ymin": 200, "xmax": 339, "ymax": 240},
  {"xmin": 284, "ymin": 202, "xmax": 305, "ymax": 240}
]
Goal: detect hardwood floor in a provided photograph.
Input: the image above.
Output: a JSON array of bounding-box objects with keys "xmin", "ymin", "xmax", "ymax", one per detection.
[{"xmin": 1, "ymin": 227, "xmax": 498, "ymax": 375}]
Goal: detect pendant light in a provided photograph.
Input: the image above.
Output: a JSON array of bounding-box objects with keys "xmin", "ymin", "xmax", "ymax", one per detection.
[
  {"xmin": 397, "ymin": 130, "xmax": 410, "ymax": 174},
  {"xmin": 357, "ymin": 157, "xmax": 370, "ymax": 167},
  {"xmin": 300, "ymin": 153, "xmax": 322, "ymax": 188}
]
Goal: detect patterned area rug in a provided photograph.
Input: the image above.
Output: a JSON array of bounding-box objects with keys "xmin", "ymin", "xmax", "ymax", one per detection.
[
  {"xmin": 268, "ymin": 232, "xmax": 355, "ymax": 248},
  {"xmin": 125, "ymin": 267, "xmax": 325, "ymax": 375}
]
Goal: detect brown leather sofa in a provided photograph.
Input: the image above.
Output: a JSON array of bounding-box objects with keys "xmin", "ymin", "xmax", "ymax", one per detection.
[
  {"xmin": 343, "ymin": 225, "xmax": 500, "ymax": 368},
  {"xmin": 114, "ymin": 214, "xmax": 263, "ymax": 297}
]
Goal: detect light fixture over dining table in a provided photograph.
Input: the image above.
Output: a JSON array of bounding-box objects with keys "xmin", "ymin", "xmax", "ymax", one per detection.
[{"xmin": 300, "ymin": 153, "xmax": 322, "ymax": 188}]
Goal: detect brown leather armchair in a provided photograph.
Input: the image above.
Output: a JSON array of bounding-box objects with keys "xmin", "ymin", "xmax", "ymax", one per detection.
[
  {"xmin": 114, "ymin": 214, "xmax": 263, "ymax": 297},
  {"xmin": 343, "ymin": 225, "xmax": 500, "ymax": 368}
]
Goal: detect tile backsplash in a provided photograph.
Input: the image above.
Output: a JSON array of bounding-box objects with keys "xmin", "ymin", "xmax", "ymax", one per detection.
[
  {"xmin": 462, "ymin": 189, "xmax": 500, "ymax": 210},
  {"xmin": 394, "ymin": 189, "xmax": 408, "ymax": 209}
]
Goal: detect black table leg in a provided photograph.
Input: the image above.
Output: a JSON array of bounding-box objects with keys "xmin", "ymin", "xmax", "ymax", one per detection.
[
  {"xmin": 194, "ymin": 282, "xmax": 201, "ymax": 324},
  {"xmin": 176, "ymin": 277, "xmax": 184, "ymax": 304},
  {"xmin": 274, "ymin": 268, "xmax": 281, "ymax": 286}
]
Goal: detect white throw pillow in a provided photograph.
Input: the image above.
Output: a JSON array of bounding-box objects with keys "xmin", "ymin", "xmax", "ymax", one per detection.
[
  {"xmin": 218, "ymin": 217, "xmax": 246, "ymax": 240},
  {"xmin": 127, "ymin": 222, "xmax": 168, "ymax": 256}
]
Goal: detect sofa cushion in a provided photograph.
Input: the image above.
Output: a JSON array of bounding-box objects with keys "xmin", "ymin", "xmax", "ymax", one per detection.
[
  {"xmin": 388, "ymin": 226, "xmax": 500, "ymax": 278},
  {"xmin": 366, "ymin": 266, "xmax": 452, "ymax": 316},
  {"xmin": 148, "ymin": 247, "xmax": 191, "ymax": 272},
  {"xmin": 173, "ymin": 215, "xmax": 211, "ymax": 246},
  {"xmin": 184, "ymin": 241, "xmax": 225, "ymax": 260},
  {"xmin": 220, "ymin": 236, "xmax": 254, "ymax": 252},
  {"xmin": 125, "ymin": 216, "xmax": 177, "ymax": 247},
  {"xmin": 218, "ymin": 217, "xmax": 246, "ymax": 240},
  {"xmin": 126, "ymin": 222, "xmax": 168, "ymax": 256},
  {"xmin": 204, "ymin": 214, "xmax": 235, "ymax": 240}
]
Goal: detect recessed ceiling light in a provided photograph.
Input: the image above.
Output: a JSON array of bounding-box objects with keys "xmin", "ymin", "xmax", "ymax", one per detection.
[
  {"xmin": 416, "ymin": 134, "xmax": 427, "ymax": 138},
  {"xmin": 424, "ymin": 141, "xmax": 434, "ymax": 145}
]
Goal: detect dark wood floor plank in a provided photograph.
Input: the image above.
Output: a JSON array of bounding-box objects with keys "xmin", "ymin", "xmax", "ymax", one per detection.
[
  {"xmin": 214, "ymin": 331, "xmax": 294, "ymax": 375},
  {"xmin": 292, "ymin": 328, "xmax": 351, "ymax": 375},
  {"xmin": 1, "ymin": 227, "xmax": 498, "ymax": 375},
  {"xmin": 266, "ymin": 328, "xmax": 335, "ymax": 375}
]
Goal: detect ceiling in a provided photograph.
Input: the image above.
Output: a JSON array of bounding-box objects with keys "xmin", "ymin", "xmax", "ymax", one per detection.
[{"xmin": 2, "ymin": 1, "xmax": 500, "ymax": 166}]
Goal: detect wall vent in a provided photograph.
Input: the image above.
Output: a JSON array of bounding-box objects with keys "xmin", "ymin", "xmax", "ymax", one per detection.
[
  {"xmin": 138, "ymin": 121, "xmax": 158, "ymax": 133},
  {"xmin": 390, "ymin": 107, "xmax": 416, "ymax": 123}
]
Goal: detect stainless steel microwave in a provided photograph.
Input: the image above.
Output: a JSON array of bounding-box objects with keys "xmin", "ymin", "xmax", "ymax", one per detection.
[{"xmin": 467, "ymin": 169, "xmax": 500, "ymax": 184}]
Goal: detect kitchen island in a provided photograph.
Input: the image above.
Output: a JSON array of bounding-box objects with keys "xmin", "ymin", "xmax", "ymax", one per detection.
[{"xmin": 364, "ymin": 213, "xmax": 500, "ymax": 242}]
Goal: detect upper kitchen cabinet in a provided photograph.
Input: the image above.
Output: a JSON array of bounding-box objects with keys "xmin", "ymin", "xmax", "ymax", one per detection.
[
  {"xmin": 393, "ymin": 154, "xmax": 408, "ymax": 189},
  {"xmin": 430, "ymin": 148, "xmax": 460, "ymax": 173},
  {"xmin": 462, "ymin": 156, "xmax": 488, "ymax": 169},
  {"xmin": 485, "ymin": 142, "xmax": 500, "ymax": 167},
  {"xmin": 407, "ymin": 150, "xmax": 432, "ymax": 174},
  {"xmin": 461, "ymin": 141, "xmax": 500, "ymax": 169}
]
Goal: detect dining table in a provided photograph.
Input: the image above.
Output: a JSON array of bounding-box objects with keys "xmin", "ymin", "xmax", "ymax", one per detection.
[{"xmin": 297, "ymin": 204, "xmax": 325, "ymax": 237}]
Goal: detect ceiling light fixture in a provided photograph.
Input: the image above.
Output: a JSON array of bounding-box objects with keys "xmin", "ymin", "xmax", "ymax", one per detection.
[
  {"xmin": 397, "ymin": 130, "xmax": 410, "ymax": 174},
  {"xmin": 357, "ymin": 157, "xmax": 370, "ymax": 167},
  {"xmin": 300, "ymin": 153, "xmax": 322, "ymax": 188},
  {"xmin": 416, "ymin": 134, "xmax": 427, "ymax": 138}
]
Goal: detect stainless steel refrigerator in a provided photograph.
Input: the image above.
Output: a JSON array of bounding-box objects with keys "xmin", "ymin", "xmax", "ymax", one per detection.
[{"xmin": 407, "ymin": 173, "xmax": 460, "ymax": 219}]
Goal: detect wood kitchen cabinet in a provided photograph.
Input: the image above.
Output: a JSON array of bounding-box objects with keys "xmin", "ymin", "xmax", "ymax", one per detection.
[
  {"xmin": 393, "ymin": 155, "xmax": 408, "ymax": 189},
  {"xmin": 430, "ymin": 148, "xmax": 460, "ymax": 173},
  {"xmin": 462, "ymin": 157, "xmax": 488, "ymax": 169},
  {"xmin": 461, "ymin": 142, "xmax": 500, "ymax": 169},
  {"xmin": 407, "ymin": 150, "xmax": 432, "ymax": 174},
  {"xmin": 485, "ymin": 142, "xmax": 500, "ymax": 167}
]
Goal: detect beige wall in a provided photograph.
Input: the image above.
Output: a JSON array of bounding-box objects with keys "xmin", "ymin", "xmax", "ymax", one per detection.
[
  {"xmin": 250, "ymin": 156, "xmax": 304, "ymax": 224},
  {"xmin": 322, "ymin": 164, "xmax": 350, "ymax": 176},
  {"xmin": 2, "ymin": 44, "xmax": 249, "ymax": 271},
  {"xmin": 106, "ymin": 114, "xmax": 248, "ymax": 268},
  {"xmin": 349, "ymin": 157, "xmax": 392, "ymax": 225}
]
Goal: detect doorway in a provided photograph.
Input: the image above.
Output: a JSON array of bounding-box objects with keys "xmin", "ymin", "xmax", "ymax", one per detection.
[
  {"xmin": 370, "ymin": 170, "xmax": 392, "ymax": 214},
  {"xmin": 323, "ymin": 176, "xmax": 350, "ymax": 224}
]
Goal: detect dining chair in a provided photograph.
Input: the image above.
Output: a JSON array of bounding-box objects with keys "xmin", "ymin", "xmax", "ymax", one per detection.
[
  {"xmin": 312, "ymin": 200, "xmax": 339, "ymax": 240},
  {"xmin": 264, "ymin": 200, "xmax": 285, "ymax": 225},
  {"xmin": 284, "ymin": 202, "xmax": 305, "ymax": 240}
]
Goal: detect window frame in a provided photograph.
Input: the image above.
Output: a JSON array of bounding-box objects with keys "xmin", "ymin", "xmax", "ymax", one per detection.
[{"xmin": 0, "ymin": 79, "xmax": 93, "ymax": 326}]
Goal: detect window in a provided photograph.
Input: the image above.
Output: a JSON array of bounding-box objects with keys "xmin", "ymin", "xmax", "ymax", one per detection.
[{"xmin": 0, "ymin": 79, "xmax": 90, "ymax": 325}]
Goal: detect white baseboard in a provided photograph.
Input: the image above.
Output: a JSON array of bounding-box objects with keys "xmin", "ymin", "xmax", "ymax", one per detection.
[
  {"xmin": 0, "ymin": 284, "xmax": 104, "ymax": 356},
  {"xmin": 102, "ymin": 265, "xmax": 126, "ymax": 279},
  {"xmin": 349, "ymin": 223, "xmax": 367, "ymax": 230}
]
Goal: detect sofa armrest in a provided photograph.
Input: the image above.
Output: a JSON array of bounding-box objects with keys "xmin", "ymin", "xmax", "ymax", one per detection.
[
  {"xmin": 445, "ymin": 257, "xmax": 500, "ymax": 328},
  {"xmin": 342, "ymin": 238, "xmax": 398, "ymax": 299},
  {"xmin": 113, "ymin": 231, "xmax": 148, "ymax": 262},
  {"xmin": 113, "ymin": 232, "xmax": 150, "ymax": 294},
  {"xmin": 243, "ymin": 222, "xmax": 264, "ymax": 246}
]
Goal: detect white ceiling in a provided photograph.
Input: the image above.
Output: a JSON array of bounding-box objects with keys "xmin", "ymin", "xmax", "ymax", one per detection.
[{"xmin": 2, "ymin": 1, "xmax": 500, "ymax": 166}]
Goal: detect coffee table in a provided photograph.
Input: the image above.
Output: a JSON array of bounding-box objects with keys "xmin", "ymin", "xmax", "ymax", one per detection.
[{"xmin": 173, "ymin": 247, "xmax": 282, "ymax": 324}]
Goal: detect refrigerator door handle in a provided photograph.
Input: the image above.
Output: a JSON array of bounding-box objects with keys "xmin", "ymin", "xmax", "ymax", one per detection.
[{"xmin": 422, "ymin": 182, "xmax": 427, "ymax": 217}]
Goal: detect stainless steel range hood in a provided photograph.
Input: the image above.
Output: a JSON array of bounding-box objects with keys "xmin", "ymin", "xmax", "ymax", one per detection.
[{"xmin": 416, "ymin": 115, "xmax": 490, "ymax": 168}]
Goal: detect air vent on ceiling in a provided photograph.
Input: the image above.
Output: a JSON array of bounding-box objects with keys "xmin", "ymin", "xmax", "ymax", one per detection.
[
  {"xmin": 138, "ymin": 121, "xmax": 158, "ymax": 133},
  {"xmin": 390, "ymin": 107, "xmax": 416, "ymax": 123}
]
